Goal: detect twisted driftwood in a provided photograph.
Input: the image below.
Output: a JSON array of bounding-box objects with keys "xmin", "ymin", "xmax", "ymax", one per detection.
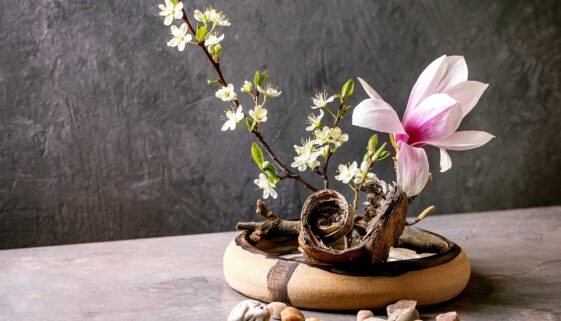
[{"xmin": 237, "ymin": 178, "xmax": 413, "ymax": 265}]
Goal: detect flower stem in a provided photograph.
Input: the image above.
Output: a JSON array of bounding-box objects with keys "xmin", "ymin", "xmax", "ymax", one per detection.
[
  {"xmin": 320, "ymin": 99, "xmax": 346, "ymax": 189},
  {"xmin": 179, "ymin": 2, "xmax": 319, "ymax": 192}
]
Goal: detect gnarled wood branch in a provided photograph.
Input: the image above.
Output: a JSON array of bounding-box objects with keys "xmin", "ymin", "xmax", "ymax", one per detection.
[
  {"xmin": 236, "ymin": 200, "xmax": 300, "ymax": 244},
  {"xmin": 237, "ymin": 178, "xmax": 413, "ymax": 265}
]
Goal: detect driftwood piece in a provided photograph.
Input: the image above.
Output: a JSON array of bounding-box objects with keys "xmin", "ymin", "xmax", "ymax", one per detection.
[
  {"xmin": 236, "ymin": 200, "xmax": 300, "ymax": 244},
  {"xmin": 237, "ymin": 178, "xmax": 410, "ymax": 265},
  {"xmin": 298, "ymin": 189, "xmax": 363, "ymax": 263},
  {"xmin": 299, "ymin": 179, "xmax": 409, "ymax": 265}
]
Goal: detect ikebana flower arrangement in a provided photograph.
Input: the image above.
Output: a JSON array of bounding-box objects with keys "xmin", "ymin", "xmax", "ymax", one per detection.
[{"xmin": 157, "ymin": 0, "xmax": 494, "ymax": 310}]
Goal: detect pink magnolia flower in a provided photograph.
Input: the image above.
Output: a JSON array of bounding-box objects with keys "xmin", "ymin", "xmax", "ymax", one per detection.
[{"xmin": 352, "ymin": 55, "xmax": 494, "ymax": 197}]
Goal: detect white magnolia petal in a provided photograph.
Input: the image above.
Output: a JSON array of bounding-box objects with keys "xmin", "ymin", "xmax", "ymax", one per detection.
[
  {"xmin": 439, "ymin": 148, "xmax": 452, "ymax": 173},
  {"xmin": 397, "ymin": 143, "xmax": 430, "ymax": 197},
  {"xmin": 357, "ymin": 77, "xmax": 383, "ymax": 100},
  {"xmin": 444, "ymin": 81, "xmax": 489, "ymax": 117},
  {"xmin": 426, "ymin": 131, "xmax": 495, "ymax": 151},
  {"xmin": 437, "ymin": 56, "xmax": 468, "ymax": 91},
  {"xmin": 404, "ymin": 55, "xmax": 448, "ymax": 120},
  {"xmin": 352, "ymin": 98, "xmax": 406, "ymax": 134}
]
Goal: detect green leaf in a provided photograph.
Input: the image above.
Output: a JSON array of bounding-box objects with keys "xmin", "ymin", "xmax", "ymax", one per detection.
[
  {"xmin": 341, "ymin": 79, "xmax": 355, "ymax": 100},
  {"xmin": 245, "ymin": 117, "xmax": 255, "ymax": 131},
  {"xmin": 367, "ymin": 134, "xmax": 378, "ymax": 152},
  {"xmin": 253, "ymin": 70, "xmax": 269, "ymax": 86},
  {"xmin": 260, "ymin": 71, "xmax": 269, "ymax": 85},
  {"xmin": 373, "ymin": 142, "xmax": 387, "ymax": 160},
  {"xmin": 377, "ymin": 151, "xmax": 391, "ymax": 160},
  {"xmin": 251, "ymin": 143, "xmax": 265, "ymax": 169},
  {"xmin": 196, "ymin": 25, "xmax": 207, "ymax": 42},
  {"xmin": 263, "ymin": 163, "xmax": 278, "ymax": 184}
]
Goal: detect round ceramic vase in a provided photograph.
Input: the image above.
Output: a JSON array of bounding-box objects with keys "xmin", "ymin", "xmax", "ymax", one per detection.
[{"xmin": 223, "ymin": 226, "xmax": 470, "ymax": 310}]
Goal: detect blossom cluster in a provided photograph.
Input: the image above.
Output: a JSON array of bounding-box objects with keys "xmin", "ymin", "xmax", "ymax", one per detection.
[
  {"xmin": 290, "ymin": 91, "xmax": 350, "ymax": 173},
  {"xmin": 213, "ymin": 71, "xmax": 282, "ymax": 199},
  {"xmin": 158, "ymin": 2, "xmax": 494, "ymax": 204},
  {"xmin": 160, "ymin": 1, "xmax": 229, "ymax": 57}
]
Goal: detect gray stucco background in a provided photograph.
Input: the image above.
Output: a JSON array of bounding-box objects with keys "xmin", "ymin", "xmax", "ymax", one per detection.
[{"xmin": 1, "ymin": 1, "xmax": 560, "ymax": 249}]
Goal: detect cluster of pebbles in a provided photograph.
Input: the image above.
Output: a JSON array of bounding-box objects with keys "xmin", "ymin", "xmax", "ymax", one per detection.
[{"xmin": 227, "ymin": 299, "xmax": 460, "ymax": 321}]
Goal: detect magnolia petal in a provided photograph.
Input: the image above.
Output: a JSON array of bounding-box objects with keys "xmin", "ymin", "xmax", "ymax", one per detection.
[
  {"xmin": 357, "ymin": 77, "xmax": 383, "ymax": 100},
  {"xmin": 426, "ymin": 130, "xmax": 495, "ymax": 151},
  {"xmin": 439, "ymin": 148, "xmax": 452, "ymax": 172},
  {"xmin": 403, "ymin": 93, "xmax": 463, "ymax": 144},
  {"xmin": 352, "ymin": 98, "xmax": 406, "ymax": 134},
  {"xmin": 404, "ymin": 55, "xmax": 448, "ymax": 121},
  {"xmin": 437, "ymin": 56, "xmax": 468, "ymax": 92},
  {"xmin": 397, "ymin": 143, "xmax": 430, "ymax": 197},
  {"xmin": 444, "ymin": 81, "xmax": 489, "ymax": 117}
]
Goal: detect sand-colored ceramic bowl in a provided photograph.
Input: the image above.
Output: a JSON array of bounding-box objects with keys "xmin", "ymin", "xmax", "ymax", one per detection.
[{"xmin": 223, "ymin": 226, "xmax": 470, "ymax": 310}]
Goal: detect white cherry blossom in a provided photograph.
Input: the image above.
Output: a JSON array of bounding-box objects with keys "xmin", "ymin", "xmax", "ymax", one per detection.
[
  {"xmin": 159, "ymin": 0, "xmax": 183, "ymax": 26},
  {"xmin": 328, "ymin": 127, "xmax": 348, "ymax": 147},
  {"xmin": 305, "ymin": 110, "xmax": 324, "ymax": 131},
  {"xmin": 257, "ymin": 83, "xmax": 281, "ymax": 97},
  {"xmin": 205, "ymin": 33, "xmax": 224, "ymax": 46},
  {"xmin": 313, "ymin": 126, "xmax": 331, "ymax": 145},
  {"xmin": 221, "ymin": 106, "xmax": 244, "ymax": 131},
  {"xmin": 215, "ymin": 84, "xmax": 237, "ymax": 101},
  {"xmin": 335, "ymin": 162, "xmax": 359, "ymax": 184},
  {"xmin": 354, "ymin": 160, "xmax": 376, "ymax": 184},
  {"xmin": 241, "ymin": 81, "xmax": 253, "ymax": 93},
  {"xmin": 311, "ymin": 91, "xmax": 334, "ymax": 109},
  {"xmin": 167, "ymin": 23, "xmax": 192, "ymax": 51},
  {"xmin": 254, "ymin": 173, "xmax": 277, "ymax": 199},
  {"xmin": 249, "ymin": 105, "xmax": 268, "ymax": 123}
]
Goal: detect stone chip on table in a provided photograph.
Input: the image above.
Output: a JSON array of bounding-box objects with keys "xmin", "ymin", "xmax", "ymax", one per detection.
[
  {"xmin": 436, "ymin": 311, "xmax": 460, "ymax": 321},
  {"xmin": 267, "ymin": 302, "xmax": 287, "ymax": 320},
  {"xmin": 280, "ymin": 306, "xmax": 305, "ymax": 321},
  {"xmin": 228, "ymin": 299, "xmax": 270, "ymax": 321},
  {"xmin": 388, "ymin": 307, "xmax": 421, "ymax": 321},
  {"xmin": 357, "ymin": 310, "xmax": 374, "ymax": 321},
  {"xmin": 386, "ymin": 300, "xmax": 417, "ymax": 316}
]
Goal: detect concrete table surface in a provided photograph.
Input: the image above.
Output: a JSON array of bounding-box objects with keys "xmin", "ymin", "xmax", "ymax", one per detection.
[{"xmin": 1, "ymin": 207, "xmax": 560, "ymax": 321}]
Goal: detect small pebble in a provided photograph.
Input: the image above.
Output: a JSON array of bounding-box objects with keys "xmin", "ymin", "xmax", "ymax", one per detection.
[
  {"xmin": 436, "ymin": 311, "xmax": 460, "ymax": 321},
  {"xmin": 386, "ymin": 300, "xmax": 417, "ymax": 316},
  {"xmin": 280, "ymin": 306, "xmax": 305, "ymax": 321},
  {"xmin": 363, "ymin": 318, "xmax": 387, "ymax": 321},
  {"xmin": 388, "ymin": 307, "xmax": 420, "ymax": 321},
  {"xmin": 357, "ymin": 310, "xmax": 374, "ymax": 321},
  {"xmin": 305, "ymin": 318, "xmax": 322, "ymax": 321},
  {"xmin": 267, "ymin": 302, "xmax": 288, "ymax": 320},
  {"xmin": 228, "ymin": 299, "xmax": 270, "ymax": 321}
]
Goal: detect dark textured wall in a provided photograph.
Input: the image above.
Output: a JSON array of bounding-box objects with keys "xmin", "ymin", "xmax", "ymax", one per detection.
[{"xmin": 1, "ymin": 0, "xmax": 560, "ymax": 249}]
